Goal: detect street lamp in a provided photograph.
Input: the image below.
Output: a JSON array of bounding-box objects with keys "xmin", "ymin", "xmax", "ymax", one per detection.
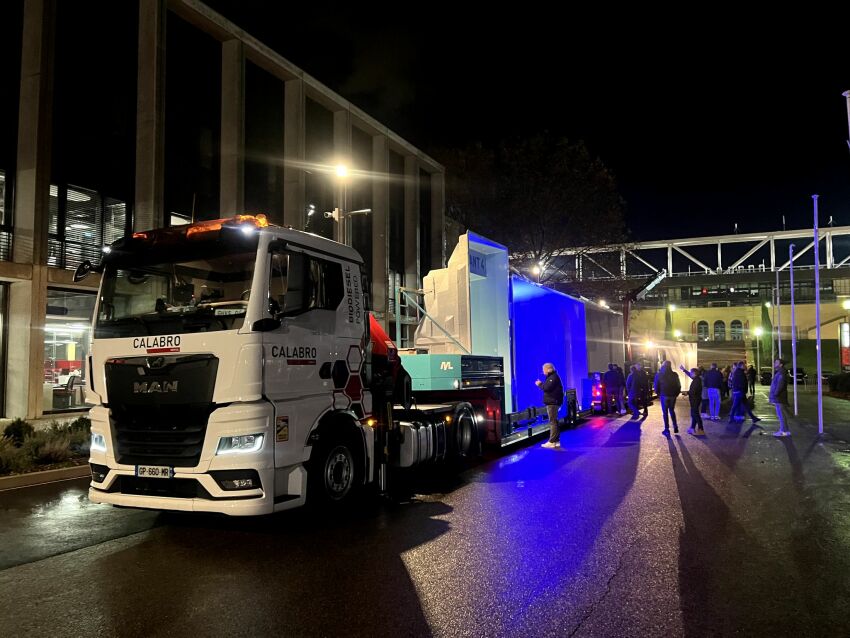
[
  {"xmin": 532, "ymin": 265, "xmax": 541, "ymax": 283},
  {"xmin": 754, "ymin": 326, "xmax": 764, "ymax": 372},
  {"xmin": 673, "ymin": 329, "xmax": 682, "ymax": 339}
]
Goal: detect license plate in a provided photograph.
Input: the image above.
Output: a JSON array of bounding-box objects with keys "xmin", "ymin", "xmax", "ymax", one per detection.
[{"xmin": 135, "ymin": 465, "xmax": 174, "ymax": 479}]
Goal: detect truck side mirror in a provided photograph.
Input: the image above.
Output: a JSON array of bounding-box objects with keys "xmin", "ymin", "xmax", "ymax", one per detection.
[{"xmin": 73, "ymin": 260, "xmax": 94, "ymax": 282}]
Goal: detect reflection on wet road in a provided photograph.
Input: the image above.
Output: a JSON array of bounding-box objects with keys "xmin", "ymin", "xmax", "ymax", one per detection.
[{"xmin": 2, "ymin": 389, "xmax": 850, "ymax": 637}]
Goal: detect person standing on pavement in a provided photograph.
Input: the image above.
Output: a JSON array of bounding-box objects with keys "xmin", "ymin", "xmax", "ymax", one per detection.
[
  {"xmin": 615, "ymin": 364, "xmax": 627, "ymax": 415},
  {"xmin": 703, "ymin": 363, "xmax": 723, "ymax": 421},
  {"xmin": 637, "ymin": 363, "xmax": 650, "ymax": 417},
  {"xmin": 769, "ymin": 359, "xmax": 792, "ymax": 437},
  {"xmin": 729, "ymin": 361, "xmax": 761, "ymax": 425},
  {"xmin": 626, "ymin": 365, "xmax": 641, "ymax": 420},
  {"xmin": 747, "ymin": 365, "xmax": 757, "ymax": 397},
  {"xmin": 536, "ymin": 363, "xmax": 564, "ymax": 449},
  {"xmin": 721, "ymin": 366, "xmax": 732, "ymax": 400},
  {"xmin": 604, "ymin": 363, "xmax": 625, "ymax": 415},
  {"xmin": 680, "ymin": 365, "xmax": 705, "ymax": 435},
  {"xmin": 654, "ymin": 360, "xmax": 681, "ymax": 434}
]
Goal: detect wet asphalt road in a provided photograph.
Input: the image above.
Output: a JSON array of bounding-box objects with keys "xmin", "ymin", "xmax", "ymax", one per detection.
[{"xmin": 2, "ymin": 387, "xmax": 850, "ymax": 637}]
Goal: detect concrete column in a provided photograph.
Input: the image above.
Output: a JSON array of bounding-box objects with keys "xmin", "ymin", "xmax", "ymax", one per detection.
[
  {"xmin": 134, "ymin": 0, "xmax": 166, "ymax": 231},
  {"xmin": 10, "ymin": 0, "xmax": 54, "ymax": 418},
  {"xmin": 403, "ymin": 156, "xmax": 420, "ymax": 288},
  {"xmin": 333, "ymin": 109, "xmax": 351, "ymax": 244},
  {"xmin": 430, "ymin": 171, "xmax": 445, "ymax": 268},
  {"xmin": 667, "ymin": 246, "xmax": 672, "ymax": 275},
  {"xmin": 14, "ymin": 0, "xmax": 54, "ymax": 266},
  {"xmin": 220, "ymin": 39, "xmax": 245, "ymax": 215},
  {"xmin": 7, "ymin": 267, "xmax": 49, "ymax": 419},
  {"xmin": 371, "ymin": 134, "xmax": 390, "ymax": 326},
  {"xmin": 282, "ymin": 78, "xmax": 305, "ymax": 229}
]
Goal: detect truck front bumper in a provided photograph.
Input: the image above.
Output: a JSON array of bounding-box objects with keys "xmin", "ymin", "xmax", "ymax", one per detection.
[{"xmin": 87, "ymin": 402, "xmax": 302, "ymax": 516}]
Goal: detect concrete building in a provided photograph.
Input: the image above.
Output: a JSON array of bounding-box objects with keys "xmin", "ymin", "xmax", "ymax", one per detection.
[{"xmin": 0, "ymin": 0, "xmax": 445, "ymax": 419}]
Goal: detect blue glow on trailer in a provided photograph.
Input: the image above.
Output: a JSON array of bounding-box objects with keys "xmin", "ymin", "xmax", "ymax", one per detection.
[{"xmin": 510, "ymin": 277, "xmax": 590, "ymax": 416}]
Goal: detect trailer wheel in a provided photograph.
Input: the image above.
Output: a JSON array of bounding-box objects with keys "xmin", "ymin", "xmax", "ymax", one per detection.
[{"xmin": 308, "ymin": 433, "xmax": 362, "ymax": 507}]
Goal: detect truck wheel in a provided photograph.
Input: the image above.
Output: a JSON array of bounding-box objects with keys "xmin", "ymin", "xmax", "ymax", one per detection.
[
  {"xmin": 393, "ymin": 371, "xmax": 413, "ymax": 410},
  {"xmin": 308, "ymin": 434, "xmax": 362, "ymax": 507},
  {"xmin": 453, "ymin": 404, "xmax": 477, "ymax": 457}
]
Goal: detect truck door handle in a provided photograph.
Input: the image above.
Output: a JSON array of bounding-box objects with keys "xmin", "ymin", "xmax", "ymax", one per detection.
[{"xmin": 319, "ymin": 362, "xmax": 332, "ymax": 379}]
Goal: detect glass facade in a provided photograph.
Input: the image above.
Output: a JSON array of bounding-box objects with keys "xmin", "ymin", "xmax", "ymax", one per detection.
[
  {"xmin": 48, "ymin": 184, "xmax": 127, "ymax": 269},
  {"xmin": 44, "ymin": 288, "xmax": 96, "ymax": 412},
  {"xmin": 164, "ymin": 12, "xmax": 221, "ymax": 222}
]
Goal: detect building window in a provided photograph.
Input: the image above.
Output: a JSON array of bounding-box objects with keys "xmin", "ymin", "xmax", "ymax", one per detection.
[
  {"xmin": 697, "ymin": 320, "xmax": 709, "ymax": 341},
  {"xmin": 0, "ymin": 171, "xmax": 11, "ymax": 260},
  {"xmin": 731, "ymin": 320, "xmax": 743, "ymax": 341},
  {"xmin": 48, "ymin": 184, "xmax": 127, "ymax": 270},
  {"xmin": 714, "ymin": 320, "xmax": 726, "ymax": 342},
  {"xmin": 44, "ymin": 288, "xmax": 96, "ymax": 412}
]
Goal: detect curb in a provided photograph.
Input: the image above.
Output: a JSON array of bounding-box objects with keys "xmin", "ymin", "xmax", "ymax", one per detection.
[{"xmin": 0, "ymin": 464, "xmax": 91, "ymax": 491}]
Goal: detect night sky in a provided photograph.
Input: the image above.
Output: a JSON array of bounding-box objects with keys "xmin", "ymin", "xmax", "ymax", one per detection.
[{"xmin": 206, "ymin": 2, "xmax": 850, "ymax": 241}]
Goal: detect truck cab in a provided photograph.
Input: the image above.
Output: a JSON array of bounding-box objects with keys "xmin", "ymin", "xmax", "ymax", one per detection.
[{"xmin": 86, "ymin": 214, "xmax": 375, "ymax": 515}]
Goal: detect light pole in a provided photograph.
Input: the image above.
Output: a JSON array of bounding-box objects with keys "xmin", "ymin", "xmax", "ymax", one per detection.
[
  {"xmin": 532, "ymin": 264, "xmax": 541, "ymax": 283},
  {"xmin": 789, "ymin": 243, "xmax": 798, "ymax": 415}
]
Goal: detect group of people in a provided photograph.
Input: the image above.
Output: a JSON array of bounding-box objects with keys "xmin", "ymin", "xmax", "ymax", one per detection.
[{"xmin": 535, "ymin": 357, "xmax": 794, "ymax": 449}]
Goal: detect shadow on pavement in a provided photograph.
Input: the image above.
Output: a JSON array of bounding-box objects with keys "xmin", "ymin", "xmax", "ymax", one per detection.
[
  {"xmin": 88, "ymin": 497, "xmax": 452, "ymax": 636},
  {"xmin": 667, "ymin": 436, "xmax": 794, "ymax": 637},
  {"xmin": 778, "ymin": 437, "xmax": 850, "ymax": 629}
]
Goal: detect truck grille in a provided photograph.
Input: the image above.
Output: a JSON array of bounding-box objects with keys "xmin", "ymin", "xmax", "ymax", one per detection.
[
  {"xmin": 112, "ymin": 405, "xmax": 215, "ymax": 467},
  {"xmin": 105, "ymin": 354, "xmax": 218, "ymax": 467}
]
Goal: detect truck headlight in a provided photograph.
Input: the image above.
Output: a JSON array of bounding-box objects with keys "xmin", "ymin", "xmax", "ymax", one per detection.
[
  {"xmin": 216, "ymin": 434, "xmax": 264, "ymax": 455},
  {"xmin": 91, "ymin": 433, "xmax": 107, "ymax": 453}
]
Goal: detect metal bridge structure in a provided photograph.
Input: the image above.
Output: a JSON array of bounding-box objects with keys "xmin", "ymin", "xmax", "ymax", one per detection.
[{"xmin": 550, "ymin": 226, "xmax": 850, "ymax": 282}]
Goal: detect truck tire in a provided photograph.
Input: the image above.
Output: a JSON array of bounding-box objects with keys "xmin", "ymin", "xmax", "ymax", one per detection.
[
  {"xmin": 452, "ymin": 403, "xmax": 477, "ymax": 458},
  {"xmin": 393, "ymin": 371, "xmax": 413, "ymax": 410},
  {"xmin": 308, "ymin": 432, "xmax": 362, "ymax": 508}
]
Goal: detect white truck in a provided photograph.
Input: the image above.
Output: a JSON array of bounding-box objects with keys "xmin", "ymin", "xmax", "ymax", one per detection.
[{"xmin": 80, "ymin": 215, "xmax": 622, "ymax": 515}]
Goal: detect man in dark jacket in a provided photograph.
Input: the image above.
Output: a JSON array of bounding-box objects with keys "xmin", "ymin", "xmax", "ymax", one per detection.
[
  {"xmin": 746, "ymin": 365, "xmax": 757, "ymax": 396},
  {"xmin": 637, "ymin": 363, "xmax": 650, "ymax": 417},
  {"xmin": 626, "ymin": 365, "xmax": 641, "ymax": 419},
  {"xmin": 603, "ymin": 363, "xmax": 625, "ymax": 415},
  {"xmin": 681, "ymin": 365, "xmax": 705, "ymax": 435},
  {"xmin": 769, "ymin": 359, "xmax": 791, "ymax": 436},
  {"xmin": 703, "ymin": 363, "xmax": 723, "ymax": 421},
  {"xmin": 615, "ymin": 365, "xmax": 627, "ymax": 414},
  {"xmin": 536, "ymin": 363, "xmax": 564, "ymax": 448},
  {"xmin": 729, "ymin": 361, "xmax": 760, "ymax": 424},
  {"xmin": 653, "ymin": 360, "xmax": 681, "ymax": 433}
]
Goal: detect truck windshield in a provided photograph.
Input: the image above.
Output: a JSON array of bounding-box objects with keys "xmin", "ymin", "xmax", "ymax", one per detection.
[{"xmin": 95, "ymin": 250, "xmax": 257, "ymax": 338}]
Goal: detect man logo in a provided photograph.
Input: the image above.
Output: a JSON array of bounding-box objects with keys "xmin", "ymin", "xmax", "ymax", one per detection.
[
  {"xmin": 133, "ymin": 381, "xmax": 179, "ymax": 394},
  {"xmin": 440, "ymin": 361, "xmax": 454, "ymax": 371}
]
